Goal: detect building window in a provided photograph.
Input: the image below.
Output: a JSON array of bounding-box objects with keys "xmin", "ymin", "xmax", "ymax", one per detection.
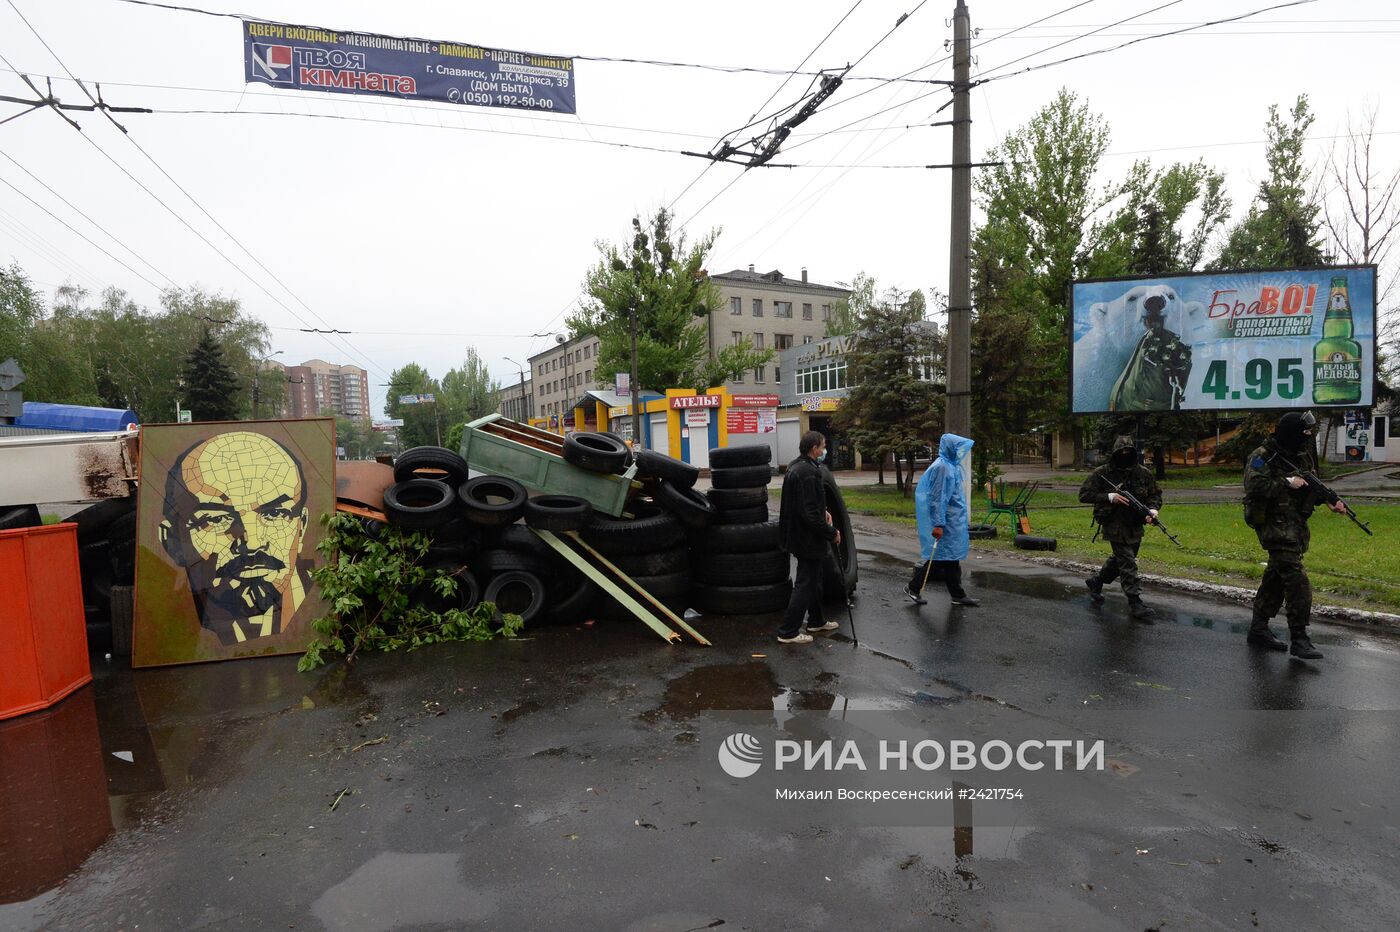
[
  {"xmin": 803, "ymin": 335, "xmax": 813, "ymax": 344},
  {"xmin": 731, "ymin": 330, "xmax": 744, "ymax": 346},
  {"xmin": 754, "ymin": 366, "xmax": 766, "ymax": 383},
  {"xmin": 584, "ymin": 345, "xmax": 591, "ymax": 359},
  {"xmin": 775, "ymin": 334, "xmax": 793, "ymax": 351},
  {"xmin": 802, "ymin": 303, "xmax": 813, "ymax": 320},
  {"xmin": 821, "ymin": 304, "xmax": 832, "ymax": 321},
  {"xmin": 753, "ymin": 332, "xmax": 764, "ymax": 349},
  {"xmin": 576, "ymin": 350, "xmax": 582, "ymax": 363},
  {"xmin": 752, "ymin": 298, "xmax": 763, "ymax": 317},
  {"xmin": 731, "ymin": 296, "xmax": 742, "ymax": 315},
  {"xmin": 774, "ymin": 301, "xmax": 792, "ymax": 318},
  {"xmin": 775, "ymin": 366, "xmax": 781, "ymax": 384}
]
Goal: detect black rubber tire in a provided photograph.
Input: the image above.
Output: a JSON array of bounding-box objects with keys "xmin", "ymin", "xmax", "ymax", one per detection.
[
  {"xmin": 411, "ymin": 560, "xmax": 482, "ymax": 615},
  {"xmin": 458, "ymin": 476, "xmax": 528, "ymax": 527},
  {"xmin": 107, "ymin": 510, "xmax": 137, "ymax": 585},
  {"xmin": 0, "ymin": 504, "xmax": 42, "ymax": 530},
  {"xmin": 384, "ymin": 479, "xmax": 458, "ymax": 529},
  {"xmin": 701, "ymin": 519, "xmax": 780, "ymax": 553},
  {"xmin": 607, "ymin": 546, "xmax": 690, "ymax": 578},
  {"xmin": 706, "ymin": 486, "xmax": 769, "ymax": 510},
  {"xmin": 483, "ymin": 549, "xmax": 552, "ymax": 578},
  {"xmin": 1014, "ymin": 534, "xmax": 1057, "ymax": 551},
  {"xmin": 110, "ymin": 584, "xmax": 134, "ymax": 656},
  {"xmin": 580, "ymin": 507, "xmax": 685, "ymax": 555},
  {"xmin": 693, "ymin": 579, "xmax": 793, "ymax": 615},
  {"xmin": 483, "ymin": 570, "xmax": 546, "ymax": 625},
  {"xmin": 821, "ymin": 468, "xmax": 858, "ymax": 596},
  {"xmin": 431, "ymin": 516, "xmax": 481, "ymax": 548},
  {"xmin": 627, "ymin": 570, "xmax": 692, "ymax": 601},
  {"xmin": 546, "ymin": 576, "xmax": 598, "ymax": 624},
  {"xmin": 393, "ymin": 446, "xmax": 469, "ymax": 487},
  {"xmin": 711, "ymin": 505, "xmax": 769, "ymax": 526},
  {"xmin": 968, "ymin": 523, "xmax": 997, "ymax": 540},
  {"xmin": 709, "ymin": 444, "xmax": 772, "ymax": 469},
  {"xmin": 710, "ymin": 464, "xmax": 773, "ymax": 489},
  {"xmin": 652, "ymin": 479, "xmax": 715, "ymax": 529},
  {"xmin": 563, "ymin": 431, "xmax": 631, "ymax": 473},
  {"xmin": 523, "ymin": 494, "xmax": 593, "ymax": 533},
  {"xmin": 66, "ymin": 499, "xmax": 132, "ymax": 544},
  {"xmin": 695, "ymin": 548, "xmax": 790, "ymax": 586},
  {"xmin": 635, "ymin": 449, "xmax": 700, "ymax": 489},
  {"xmin": 486, "ymin": 523, "xmax": 554, "ymax": 562}
]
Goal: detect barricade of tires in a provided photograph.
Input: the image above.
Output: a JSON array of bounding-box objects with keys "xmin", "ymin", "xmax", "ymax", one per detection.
[{"xmin": 692, "ymin": 445, "xmax": 793, "ymax": 615}]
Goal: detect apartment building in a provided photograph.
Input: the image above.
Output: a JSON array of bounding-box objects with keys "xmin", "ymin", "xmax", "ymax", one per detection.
[
  {"xmin": 528, "ymin": 334, "xmax": 603, "ymax": 422},
  {"xmin": 708, "ymin": 265, "xmax": 850, "ymax": 391},
  {"xmin": 276, "ymin": 359, "xmax": 372, "ymax": 422},
  {"xmin": 497, "ymin": 377, "xmax": 533, "ymax": 422}
]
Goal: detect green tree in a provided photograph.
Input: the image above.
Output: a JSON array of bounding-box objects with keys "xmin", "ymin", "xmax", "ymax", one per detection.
[
  {"xmin": 439, "ymin": 347, "xmax": 499, "ymax": 438},
  {"xmin": 570, "ymin": 209, "xmax": 772, "ymax": 396},
  {"xmin": 180, "ymin": 327, "xmax": 241, "ymax": 421},
  {"xmin": 0, "ymin": 265, "xmax": 98, "ymax": 406},
  {"xmin": 834, "ymin": 287, "xmax": 943, "ymax": 495},
  {"xmin": 385, "ymin": 363, "xmax": 442, "ymax": 449},
  {"xmin": 827, "ymin": 271, "xmax": 875, "ymax": 337}
]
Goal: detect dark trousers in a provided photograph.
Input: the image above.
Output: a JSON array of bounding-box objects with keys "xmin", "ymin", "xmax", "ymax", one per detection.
[
  {"xmin": 1095, "ymin": 537, "xmax": 1143, "ymax": 598},
  {"xmin": 908, "ymin": 560, "xmax": 966, "ymax": 599},
  {"xmin": 1253, "ymin": 549, "xmax": 1311, "ymax": 634},
  {"xmin": 779, "ymin": 556, "xmax": 826, "ymax": 638}
]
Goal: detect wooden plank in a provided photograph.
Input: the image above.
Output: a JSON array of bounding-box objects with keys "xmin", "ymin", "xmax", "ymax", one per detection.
[
  {"xmin": 531, "ymin": 530, "xmax": 680, "ymax": 644},
  {"xmin": 565, "ymin": 532, "xmax": 712, "ymax": 647}
]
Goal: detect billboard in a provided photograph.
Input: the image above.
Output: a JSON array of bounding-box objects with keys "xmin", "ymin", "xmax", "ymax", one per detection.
[
  {"xmin": 1070, "ymin": 266, "xmax": 1376, "ymax": 414},
  {"xmin": 243, "ymin": 19, "xmax": 576, "ymax": 114}
]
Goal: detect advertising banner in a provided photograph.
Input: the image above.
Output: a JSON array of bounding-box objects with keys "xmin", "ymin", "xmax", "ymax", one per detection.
[
  {"xmin": 1070, "ymin": 266, "xmax": 1376, "ymax": 414},
  {"xmin": 615, "ymin": 373, "xmax": 629, "ymax": 396},
  {"xmin": 243, "ymin": 19, "xmax": 576, "ymax": 114}
]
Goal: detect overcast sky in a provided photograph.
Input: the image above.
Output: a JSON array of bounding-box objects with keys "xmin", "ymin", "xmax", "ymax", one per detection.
[{"xmin": 2, "ymin": 0, "xmax": 1396, "ymax": 417}]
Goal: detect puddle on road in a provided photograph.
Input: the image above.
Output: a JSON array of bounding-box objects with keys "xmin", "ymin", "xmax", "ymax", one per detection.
[
  {"xmin": 656, "ymin": 662, "xmax": 912, "ymax": 720},
  {"xmin": 0, "ymin": 654, "xmax": 349, "ymax": 909}
]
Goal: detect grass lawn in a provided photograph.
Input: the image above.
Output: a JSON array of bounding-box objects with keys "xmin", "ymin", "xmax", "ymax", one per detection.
[{"xmin": 834, "ymin": 484, "xmax": 1400, "ymax": 614}]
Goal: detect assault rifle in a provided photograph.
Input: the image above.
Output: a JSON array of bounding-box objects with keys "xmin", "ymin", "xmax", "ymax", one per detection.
[
  {"xmin": 1102, "ymin": 476, "xmax": 1182, "ymax": 547},
  {"xmin": 1268, "ymin": 452, "xmax": 1373, "ymax": 537}
]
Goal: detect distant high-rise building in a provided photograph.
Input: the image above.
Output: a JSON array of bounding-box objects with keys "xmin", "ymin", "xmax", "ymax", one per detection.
[{"xmin": 269, "ymin": 358, "xmax": 372, "ymax": 422}]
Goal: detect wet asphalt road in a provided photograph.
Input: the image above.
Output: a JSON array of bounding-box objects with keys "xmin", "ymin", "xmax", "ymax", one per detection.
[{"xmin": 3, "ymin": 520, "xmax": 1400, "ymax": 931}]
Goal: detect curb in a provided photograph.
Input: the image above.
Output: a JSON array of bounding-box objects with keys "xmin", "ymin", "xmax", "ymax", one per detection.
[{"xmin": 997, "ymin": 549, "xmax": 1400, "ymax": 634}]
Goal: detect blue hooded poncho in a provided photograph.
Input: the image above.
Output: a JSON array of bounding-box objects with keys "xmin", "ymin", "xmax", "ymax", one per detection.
[{"xmin": 914, "ymin": 433, "xmax": 975, "ymax": 561}]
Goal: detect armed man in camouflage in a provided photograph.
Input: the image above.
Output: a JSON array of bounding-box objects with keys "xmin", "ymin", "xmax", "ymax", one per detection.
[
  {"xmin": 1109, "ymin": 295, "xmax": 1192, "ymax": 412},
  {"xmin": 1242, "ymin": 411, "xmax": 1347, "ymax": 660},
  {"xmin": 1079, "ymin": 435, "xmax": 1163, "ymax": 621}
]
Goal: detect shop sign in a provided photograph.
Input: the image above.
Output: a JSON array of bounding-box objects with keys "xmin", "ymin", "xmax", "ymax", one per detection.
[
  {"xmin": 684, "ymin": 409, "xmax": 711, "ymax": 427},
  {"xmin": 670, "ymin": 394, "xmax": 722, "ymax": 410},
  {"xmin": 800, "ymin": 396, "xmax": 843, "ymax": 412},
  {"xmin": 730, "ymin": 394, "xmax": 780, "ymax": 408}
]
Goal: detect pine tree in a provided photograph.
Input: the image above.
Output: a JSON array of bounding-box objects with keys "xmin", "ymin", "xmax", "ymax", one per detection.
[{"xmin": 180, "ymin": 327, "xmax": 241, "ymax": 421}]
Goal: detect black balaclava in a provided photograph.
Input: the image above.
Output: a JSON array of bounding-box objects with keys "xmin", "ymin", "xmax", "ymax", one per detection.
[
  {"xmin": 1274, "ymin": 410, "xmax": 1316, "ymax": 454},
  {"xmin": 1110, "ymin": 435, "xmax": 1137, "ymax": 468}
]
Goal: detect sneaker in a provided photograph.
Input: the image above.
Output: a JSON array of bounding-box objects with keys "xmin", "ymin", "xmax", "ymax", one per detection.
[
  {"xmin": 777, "ymin": 632, "xmax": 814, "ymax": 645},
  {"xmin": 1085, "ymin": 577, "xmax": 1104, "ymax": 605},
  {"xmin": 806, "ymin": 621, "xmax": 840, "ymax": 634},
  {"xmin": 904, "ymin": 587, "xmax": 928, "ymax": 606},
  {"xmin": 950, "ymin": 596, "xmax": 980, "ymax": 607}
]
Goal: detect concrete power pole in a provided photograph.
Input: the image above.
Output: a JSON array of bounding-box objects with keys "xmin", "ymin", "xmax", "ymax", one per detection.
[{"xmin": 945, "ymin": 0, "xmax": 972, "ymax": 438}]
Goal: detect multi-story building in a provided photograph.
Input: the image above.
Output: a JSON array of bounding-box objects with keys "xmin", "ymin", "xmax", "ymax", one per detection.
[
  {"xmin": 277, "ymin": 359, "xmax": 372, "ymax": 422},
  {"xmin": 497, "ymin": 377, "xmax": 533, "ymax": 423},
  {"xmin": 707, "ymin": 266, "xmax": 851, "ymax": 392},
  {"xmin": 528, "ymin": 334, "xmax": 603, "ymax": 423}
]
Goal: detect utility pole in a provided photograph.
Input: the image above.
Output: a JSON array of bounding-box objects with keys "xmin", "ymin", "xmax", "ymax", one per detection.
[
  {"xmin": 945, "ymin": 0, "xmax": 972, "ymax": 438},
  {"xmin": 629, "ymin": 308, "xmax": 642, "ymax": 447}
]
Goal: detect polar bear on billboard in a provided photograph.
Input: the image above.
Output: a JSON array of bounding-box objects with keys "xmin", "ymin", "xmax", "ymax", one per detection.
[{"xmin": 1073, "ymin": 283, "xmax": 1205, "ymax": 411}]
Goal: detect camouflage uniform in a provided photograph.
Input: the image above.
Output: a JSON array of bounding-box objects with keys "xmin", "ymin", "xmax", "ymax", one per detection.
[
  {"xmin": 1243, "ymin": 439, "xmax": 1317, "ymax": 638},
  {"xmin": 1109, "ymin": 324, "xmax": 1192, "ymax": 412},
  {"xmin": 1079, "ymin": 436, "xmax": 1162, "ymax": 602}
]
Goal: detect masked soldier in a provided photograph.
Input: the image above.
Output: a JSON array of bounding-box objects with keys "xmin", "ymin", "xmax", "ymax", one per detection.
[
  {"xmin": 1109, "ymin": 296, "xmax": 1192, "ymax": 412},
  {"xmin": 1080, "ymin": 435, "xmax": 1162, "ymax": 620},
  {"xmin": 1242, "ymin": 411, "xmax": 1346, "ymax": 659}
]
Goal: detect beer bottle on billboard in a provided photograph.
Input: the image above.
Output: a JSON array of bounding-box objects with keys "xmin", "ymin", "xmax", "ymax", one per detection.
[{"xmin": 1312, "ymin": 275, "xmax": 1363, "ymax": 404}]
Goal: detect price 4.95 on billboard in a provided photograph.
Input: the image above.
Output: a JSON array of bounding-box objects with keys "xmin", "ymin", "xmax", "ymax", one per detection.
[{"xmin": 1199, "ymin": 357, "xmax": 1304, "ymax": 403}]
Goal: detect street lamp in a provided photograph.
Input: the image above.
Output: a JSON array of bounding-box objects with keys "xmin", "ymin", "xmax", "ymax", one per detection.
[
  {"xmin": 504, "ymin": 355, "xmax": 528, "ymax": 423},
  {"xmin": 555, "ymin": 333, "xmax": 574, "ymax": 431},
  {"xmin": 252, "ymin": 351, "xmax": 283, "ymax": 419}
]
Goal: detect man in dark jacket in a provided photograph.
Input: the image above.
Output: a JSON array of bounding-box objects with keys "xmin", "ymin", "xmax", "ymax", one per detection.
[
  {"xmin": 1079, "ymin": 435, "xmax": 1163, "ymax": 621},
  {"xmin": 1242, "ymin": 410, "xmax": 1345, "ymax": 659},
  {"xmin": 777, "ymin": 431, "xmax": 839, "ymax": 644}
]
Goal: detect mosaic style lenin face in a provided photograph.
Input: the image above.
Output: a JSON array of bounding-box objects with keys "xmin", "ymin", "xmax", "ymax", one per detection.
[{"xmin": 159, "ymin": 431, "xmax": 311, "ymax": 645}]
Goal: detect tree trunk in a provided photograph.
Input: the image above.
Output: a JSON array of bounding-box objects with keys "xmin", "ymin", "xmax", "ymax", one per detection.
[
  {"xmin": 894, "ymin": 455, "xmax": 904, "ymax": 494},
  {"xmin": 877, "ymin": 453, "xmax": 885, "ymax": 485},
  {"xmin": 904, "ymin": 452, "xmax": 917, "ymax": 497},
  {"xmin": 1153, "ymin": 444, "xmax": 1166, "ymax": 479}
]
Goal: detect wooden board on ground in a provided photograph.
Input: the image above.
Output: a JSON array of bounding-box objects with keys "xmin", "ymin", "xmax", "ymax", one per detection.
[{"xmin": 530, "ymin": 529, "xmax": 681, "ymax": 644}]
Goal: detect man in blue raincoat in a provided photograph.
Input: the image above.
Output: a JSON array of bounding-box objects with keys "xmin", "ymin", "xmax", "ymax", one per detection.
[{"xmin": 905, "ymin": 433, "xmax": 980, "ymax": 607}]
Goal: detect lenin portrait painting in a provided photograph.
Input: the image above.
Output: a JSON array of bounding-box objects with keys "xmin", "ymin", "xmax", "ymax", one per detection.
[{"xmin": 132, "ymin": 419, "xmax": 334, "ymax": 667}]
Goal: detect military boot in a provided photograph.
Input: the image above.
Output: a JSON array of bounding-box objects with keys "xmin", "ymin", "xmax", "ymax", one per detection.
[
  {"xmin": 1289, "ymin": 631, "xmax": 1323, "ymax": 660},
  {"xmin": 1085, "ymin": 577, "xmax": 1105, "ymax": 605},
  {"xmin": 1247, "ymin": 621, "xmax": 1288, "ymax": 651},
  {"xmin": 1127, "ymin": 597, "xmax": 1155, "ymax": 622}
]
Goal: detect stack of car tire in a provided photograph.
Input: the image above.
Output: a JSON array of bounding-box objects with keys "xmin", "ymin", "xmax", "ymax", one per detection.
[{"xmin": 692, "ymin": 445, "xmax": 793, "ymax": 615}]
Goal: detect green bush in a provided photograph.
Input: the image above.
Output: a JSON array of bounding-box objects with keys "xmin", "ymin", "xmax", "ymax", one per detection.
[{"xmin": 299, "ymin": 512, "xmax": 521, "ymax": 671}]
